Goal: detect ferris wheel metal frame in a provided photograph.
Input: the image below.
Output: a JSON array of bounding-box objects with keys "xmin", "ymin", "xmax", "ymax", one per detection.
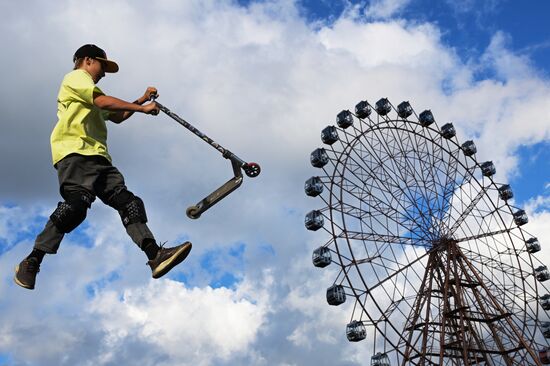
[{"xmin": 305, "ymin": 97, "xmax": 550, "ymax": 365}]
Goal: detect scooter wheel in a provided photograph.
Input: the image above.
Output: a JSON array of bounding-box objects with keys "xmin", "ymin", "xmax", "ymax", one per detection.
[
  {"xmin": 244, "ymin": 162, "xmax": 261, "ymax": 178},
  {"xmin": 186, "ymin": 206, "xmax": 201, "ymax": 219}
]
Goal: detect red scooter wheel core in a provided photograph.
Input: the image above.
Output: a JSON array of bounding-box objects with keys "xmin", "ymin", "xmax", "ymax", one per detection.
[{"xmin": 244, "ymin": 162, "xmax": 261, "ymax": 177}]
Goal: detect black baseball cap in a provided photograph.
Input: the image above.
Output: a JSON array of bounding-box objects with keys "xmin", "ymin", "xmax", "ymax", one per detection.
[{"xmin": 73, "ymin": 44, "xmax": 119, "ymax": 73}]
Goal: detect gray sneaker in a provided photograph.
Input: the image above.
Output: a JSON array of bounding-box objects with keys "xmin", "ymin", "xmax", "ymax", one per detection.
[
  {"xmin": 148, "ymin": 242, "xmax": 192, "ymax": 279},
  {"xmin": 14, "ymin": 258, "xmax": 40, "ymax": 290}
]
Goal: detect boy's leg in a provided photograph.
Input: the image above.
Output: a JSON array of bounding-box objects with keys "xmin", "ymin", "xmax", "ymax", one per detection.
[
  {"xmin": 34, "ymin": 190, "xmax": 94, "ymax": 255},
  {"xmin": 43, "ymin": 155, "xmax": 97, "ymax": 251},
  {"xmin": 33, "ymin": 220, "xmax": 64, "ymax": 254},
  {"xmin": 95, "ymin": 164, "xmax": 157, "ymax": 253},
  {"xmin": 15, "ymin": 155, "xmax": 97, "ymax": 289},
  {"xmin": 15, "ymin": 220, "xmax": 64, "ymax": 289},
  {"xmin": 125, "ymin": 222, "xmax": 157, "ymax": 257},
  {"xmin": 96, "ymin": 164, "xmax": 192, "ymax": 278}
]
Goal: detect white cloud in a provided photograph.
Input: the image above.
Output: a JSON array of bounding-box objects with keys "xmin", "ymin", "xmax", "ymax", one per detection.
[
  {"xmin": 481, "ymin": 31, "xmax": 536, "ymax": 80},
  {"xmin": 318, "ymin": 19, "xmax": 452, "ymax": 70},
  {"xmin": 444, "ymin": 0, "xmax": 500, "ymax": 15},
  {"xmin": 1, "ymin": 0, "xmax": 549, "ymax": 365},
  {"xmin": 88, "ymin": 279, "xmax": 270, "ymax": 365},
  {"xmin": 0, "ymin": 206, "xmax": 42, "ymax": 246},
  {"xmin": 0, "ymin": 239, "xmax": 272, "ymax": 366},
  {"xmin": 364, "ymin": 0, "xmax": 411, "ymax": 19}
]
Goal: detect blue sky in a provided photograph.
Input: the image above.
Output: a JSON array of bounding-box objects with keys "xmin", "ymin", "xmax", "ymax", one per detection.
[
  {"xmin": 1, "ymin": 0, "xmax": 549, "ymax": 365},
  {"xmin": 258, "ymin": 0, "xmax": 550, "ymax": 205},
  {"xmin": 290, "ymin": 0, "xmax": 550, "ymax": 75},
  {"xmin": 236, "ymin": 0, "xmax": 550, "ymax": 207},
  {"xmin": 0, "ymin": 353, "xmax": 12, "ymax": 366},
  {"xmin": 514, "ymin": 142, "xmax": 550, "ymax": 204},
  {"xmin": 290, "ymin": 0, "xmax": 550, "ymax": 203}
]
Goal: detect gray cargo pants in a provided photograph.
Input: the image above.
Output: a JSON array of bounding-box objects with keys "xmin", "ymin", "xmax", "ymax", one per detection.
[{"xmin": 34, "ymin": 154, "xmax": 155, "ymax": 254}]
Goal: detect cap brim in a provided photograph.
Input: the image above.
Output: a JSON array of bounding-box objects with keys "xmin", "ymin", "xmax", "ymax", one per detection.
[{"xmin": 96, "ymin": 57, "xmax": 119, "ymax": 73}]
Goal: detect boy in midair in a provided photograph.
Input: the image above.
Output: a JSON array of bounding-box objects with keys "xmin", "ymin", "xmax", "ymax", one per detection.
[{"xmin": 14, "ymin": 44, "xmax": 192, "ymax": 290}]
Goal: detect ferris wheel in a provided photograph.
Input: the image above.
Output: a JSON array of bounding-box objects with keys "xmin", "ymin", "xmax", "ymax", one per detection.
[{"xmin": 305, "ymin": 98, "xmax": 550, "ymax": 365}]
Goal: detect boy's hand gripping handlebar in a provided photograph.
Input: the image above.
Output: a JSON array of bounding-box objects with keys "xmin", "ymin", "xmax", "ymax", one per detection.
[{"xmin": 150, "ymin": 95, "xmax": 261, "ymax": 219}]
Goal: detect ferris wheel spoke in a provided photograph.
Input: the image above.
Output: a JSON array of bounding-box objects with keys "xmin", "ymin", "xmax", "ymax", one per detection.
[
  {"xmin": 403, "ymin": 127, "xmax": 451, "ymax": 231},
  {"xmin": 363, "ymin": 250, "xmax": 432, "ymax": 295},
  {"xmin": 339, "ymin": 175, "xmax": 403, "ymax": 221},
  {"xmin": 340, "ymin": 147, "xmax": 434, "ymax": 237},
  {"xmin": 461, "ymin": 248, "xmax": 531, "ymax": 282},
  {"xmin": 435, "ymin": 147, "xmax": 462, "ymax": 233},
  {"xmin": 446, "ymin": 186, "xmax": 490, "ymax": 236},
  {"xmin": 338, "ymin": 176, "xmax": 398, "ymax": 217},
  {"xmin": 337, "ymin": 230, "xmax": 432, "ymax": 247},
  {"xmin": 331, "ymin": 201, "xmax": 369, "ymax": 220},
  {"xmin": 366, "ymin": 127, "xmax": 440, "ymax": 235},
  {"xmin": 387, "ymin": 122, "xmax": 461, "ymax": 237},
  {"xmin": 402, "ymin": 142, "xmax": 461, "ymax": 238},
  {"xmin": 346, "ymin": 130, "xmax": 438, "ymax": 237},
  {"xmin": 455, "ymin": 228, "xmax": 512, "ymax": 243}
]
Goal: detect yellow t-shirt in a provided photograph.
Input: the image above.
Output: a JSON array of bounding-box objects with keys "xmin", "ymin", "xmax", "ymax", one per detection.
[{"xmin": 50, "ymin": 69, "xmax": 112, "ymax": 165}]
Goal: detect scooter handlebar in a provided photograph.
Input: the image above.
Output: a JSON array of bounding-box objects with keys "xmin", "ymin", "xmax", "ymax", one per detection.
[{"xmin": 150, "ymin": 96, "xmax": 261, "ymax": 178}]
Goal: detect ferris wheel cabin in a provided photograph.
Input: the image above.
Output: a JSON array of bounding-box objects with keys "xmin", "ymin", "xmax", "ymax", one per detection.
[
  {"xmin": 480, "ymin": 161, "xmax": 496, "ymax": 177},
  {"xmin": 526, "ymin": 237, "xmax": 541, "ymax": 254},
  {"xmin": 397, "ymin": 101, "xmax": 413, "ymax": 118},
  {"xmin": 346, "ymin": 320, "xmax": 366, "ymax": 342},
  {"xmin": 498, "ymin": 184, "xmax": 514, "ymax": 201},
  {"xmin": 312, "ymin": 246, "xmax": 331, "ymax": 268},
  {"xmin": 461, "ymin": 140, "xmax": 477, "ymax": 156},
  {"xmin": 441, "ymin": 123, "xmax": 456, "ymax": 139},
  {"xmin": 305, "ymin": 210, "xmax": 324, "ymax": 231},
  {"xmin": 513, "ymin": 209, "xmax": 529, "ymax": 226},
  {"xmin": 305, "ymin": 176, "xmax": 324, "ymax": 197},
  {"xmin": 536, "ymin": 265, "xmax": 550, "ymax": 282},
  {"xmin": 541, "ymin": 322, "xmax": 550, "ymax": 338},
  {"xmin": 326, "ymin": 284, "xmax": 346, "ymax": 306},
  {"xmin": 419, "ymin": 110, "xmax": 434, "ymax": 127},
  {"xmin": 371, "ymin": 352, "xmax": 391, "ymax": 366},
  {"xmin": 310, "ymin": 148, "xmax": 329, "ymax": 168},
  {"xmin": 337, "ymin": 110, "xmax": 354, "ymax": 128},
  {"xmin": 540, "ymin": 294, "xmax": 550, "ymax": 310},
  {"xmin": 375, "ymin": 98, "xmax": 391, "ymax": 116},
  {"xmin": 355, "ymin": 101, "xmax": 371, "ymax": 119},
  {"xmin": 321, "ymin": 126, "xmax": 339, "ymax": 145}
]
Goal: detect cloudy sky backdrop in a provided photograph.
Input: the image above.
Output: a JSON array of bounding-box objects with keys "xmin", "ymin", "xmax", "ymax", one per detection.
[{"xmin": 1, "ymin": 0, "xmax": 549, "ymax": 365}]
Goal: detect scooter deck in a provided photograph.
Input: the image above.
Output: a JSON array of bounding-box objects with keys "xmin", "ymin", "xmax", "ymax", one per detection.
[{"xmin": 186, "ymin": 159, "xmax": 243, "ymax": 219}]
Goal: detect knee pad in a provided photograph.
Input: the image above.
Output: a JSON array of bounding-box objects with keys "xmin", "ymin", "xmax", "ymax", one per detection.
[
  {"xmin": 50, "ymin": 193, "xmax": 93, "ymax": 233},
  {"xmin": 112, "ymin": 190, "xmax": 148, "ymax": 227}
]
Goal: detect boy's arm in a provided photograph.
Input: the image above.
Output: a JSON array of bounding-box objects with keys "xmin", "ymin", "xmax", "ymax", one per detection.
[{"xmin": 94, "ymin": 87, "xmax": 159, "ymax": 124}]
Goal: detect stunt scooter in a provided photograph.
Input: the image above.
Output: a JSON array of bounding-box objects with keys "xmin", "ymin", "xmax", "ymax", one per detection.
[{"xmin": 150, "ymin": 96, "xmax": 261, "ymax": 219}]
